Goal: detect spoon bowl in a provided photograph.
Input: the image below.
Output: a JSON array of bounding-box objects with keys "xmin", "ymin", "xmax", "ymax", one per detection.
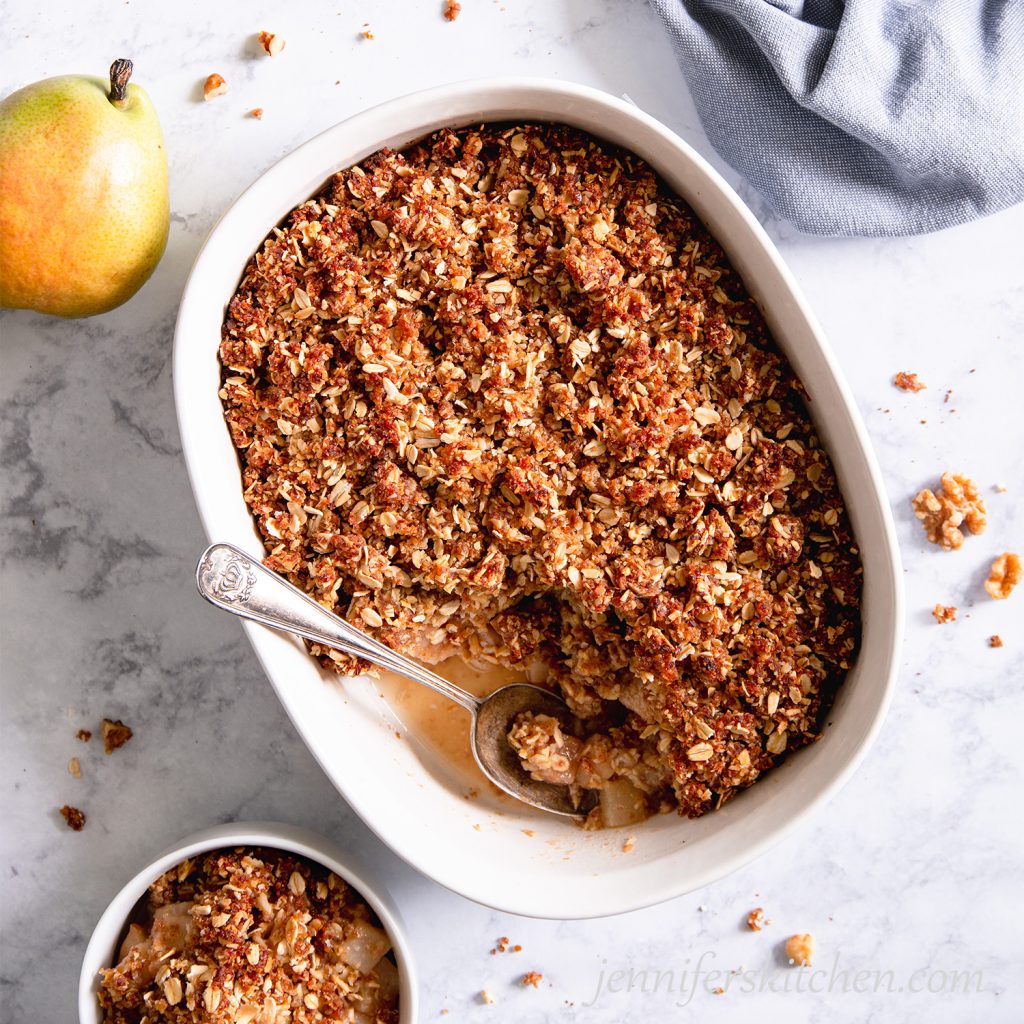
[{"xmin": 196, "ymin": 543, "xmax": 592, "ymax": 819}]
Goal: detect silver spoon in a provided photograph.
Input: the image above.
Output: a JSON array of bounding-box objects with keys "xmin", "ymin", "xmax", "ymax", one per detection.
[{"xmin": 196, "ymin": 543, "xmax": 595, "ymax": 819}]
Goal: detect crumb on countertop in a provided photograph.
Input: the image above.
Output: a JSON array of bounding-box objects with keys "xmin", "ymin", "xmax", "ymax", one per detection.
[
  {"xmin": 622, "ymin": 835, "xmax": 636, "ymax": 853},
  {"xmin": 932, "ymin": 603, "xmax": 956, "ymax": 624},
  {"xmin": 203, "ymin": 73, "xmax": 228, "ymax": 101},
  {"xmin": 60, "ymin": 805, "xmax": 86, "ymax": 831},
  {"xmin": 249, "ymin": 107, "xmax": 264, "ymax": 119},
  {"xmin": 912, "ymin": 472, "xmax": 986, "ymax": 550},
  {"xmin": 76, "ymin": 728, "xmax": 92, "ymax": 742},
  {"xmin": 258, "ymin": 30, "xmax": 285, "ymax": 56},
  {"xmin": 102, "ymin": 718, "xmax": 133, "ymax": 754},
  {"xmin": 785, "ymin": 933, "xmax": 814, "ymax": 967},
  {"xmin": 68, "ymin": 757, "xmax": 82, "ymax": 779},
  {"xmin": 989, "ymin": 635, "xmax": 1003, "ymax": 648},
  {"xmin": 985, "ymin": 552, "xmax": 1021, "ymax": 600},
  {"xmin": 444, "ymin": 0, "xmax": 462, "ymax": 19},
  {"xmin": 521, "ymin": 971, "xmax": 543, "ymax": 988},
  {"xmin": 893, "ymin": 371, "xmax": 926, "ymax": 392},
  {"xmin": 747, "ymin": 907, "xmax": 768, "ymax": 931},
  {"xmin": 480, "ymin": 989, "xmax": 496, "ymax": 1005}
]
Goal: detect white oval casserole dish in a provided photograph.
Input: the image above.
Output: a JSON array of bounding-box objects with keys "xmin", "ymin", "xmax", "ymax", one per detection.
[
  {"xmin": 78, "ymin": 821, "xmax": 418, "ymax": 1023},
  {"xmin": 173, "ymin": 79, "xmax": 903, "ymax": 919}
]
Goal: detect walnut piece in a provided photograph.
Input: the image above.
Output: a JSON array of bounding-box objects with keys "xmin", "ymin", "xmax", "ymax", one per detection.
[
  {"xmin": 912, "ymin": 472, "xmax": 987, "ymax": 550},
  {"xmin": 932, "ymin": 603, "xmax": 956, "ymax": 624},
  {"xmin": 258, "ymin": 30, "xmax": 285, "ymax": 56},
  {"xmin": 893, "ymin": 371, "xmax": 926, "ymax": 392},
  {"xmin": 102, "ymin": 718, "xmax": 133, "ymax": 754},
  {"xmin": 203, "ymin": 73, "xmax": 228, "ymax": 101},
  {"xmin": 785, "ymin": 933, "xmax": 814, "ymax": 967},
  {"xmin": 249, "ymin": 107, "xmax": 264, "ymax": 120},
  {"xmin": 985, "ymin": 552, "xmax": 1021, "ymax": 600}
]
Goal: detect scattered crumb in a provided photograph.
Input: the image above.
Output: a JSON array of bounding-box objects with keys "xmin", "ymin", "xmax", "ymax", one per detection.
[
  {"xmin": 785, "ymin": 933, "xmax": 814, "ymax": 967},
  {"xmin": 985, "ymin": 552, "xmax": 1021, "ymax": 600},
  {"xmin": 521, "ymin": 828, "xmax": 536, "ymax": 838},
  {"xmin": 893, "ymin": 371, "xmax": 926, "ymax": 392},
  {"xmin": 444, "ymin": 0, "xmax": 462, "ymax": 19},
  {"xmin": 60, "ymin": 805, "xmax": 86, "ymax": 831},
  {"xmin": 622, "ymin": 835, "xmax": 636, "ymax": 853},
  {"xmin": 361, "ymin": 27, "xmax": 374, "ymax": 39},
  {"xmin": 944, "ymin": 389, "xmax": 953, "ymax": 403},
  {"xmin": 995, "ymin": 484, "xmax": 1008, "ymax": 493},
  {"xmin": 698, "ymin": 904, "xmax": 707, "ymax": 912},
  {"xmin": 747, "ymin": 907, "xmax": 768, "ymax": 931},
  {"xmin": 712, "ymin": 986, "xmax": 725, "ymax": 995},
  {"xmin": 249, "ymin": 107, "xmax": 264, "ymax": 119},
  {"xmin": 912, "ymin": 472, "xmax": 987, "ymax": 550},
  {"xmin": 101, "ymin": 718, "xmax": 133, "ymax": 754},
  {"xmin": 203, "ymin": 73, "xmax": 228, "ymax": 101},
  {"xmin": 513, "ymin": 945, "xmax": 522, "ymax": 953},
  {"xmin": 989, "ymin": 635, "xmax": 1003, "ymax": 648},
  {"xmin": 68, "ymin": 757, "xmax": 82, "ymax": 779},
  {"xmin": 494, "ymin": 937, "xmax": 510, "ymax": 954},
  {"xmin": 480, "ymin": 989, "xmax": 496, "ymax": 1005},
  {"xmin": 76, "ymin": 729, "xmax": 92, "ymax": 743},
  {"xmin": 257, "ymin": 30, "xmax": 285, "ymax": 56},
  {"xmin": 932, "ymin": 603, "xmax": 956, "ymax": 624},
  {"xmin": 521, "ymin": 971, "xmax": 543, "ymax": 988}
]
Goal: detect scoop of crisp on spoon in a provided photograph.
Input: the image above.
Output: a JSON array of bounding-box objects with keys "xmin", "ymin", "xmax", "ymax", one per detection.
[{"xmin": 196, "ymin": 543, "xmax": 596, "ymax": 819}]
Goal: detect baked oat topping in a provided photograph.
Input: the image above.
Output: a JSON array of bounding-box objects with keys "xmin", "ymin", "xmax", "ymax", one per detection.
[
  {"xmin": 746, "ymin": 907, "xmax": 768, "ymax": 931},
  {"xmin": 985, "ymin": 552, "xmax": 1021, "ymax": 600},
  {"xmin": 60, "ymin": 804, "xmax": 86, "ymax": 831},
  {"xmin": 931, "ymin": 603, "xmax": 956, "ymax": 624},
  {"xmin": 102, "ymin": 718, "xmax": 133, "ymax": 754},
  {"xmin": 98, "ymin": 848, "xmax": 399, "ymax": 1024},
  {"xmin": 893, "ymin": 371, "xmax": 925, "ymax": 392},
  {"xmin": 219, "ymin": 123, "xmax": 862, "ymax": 824},
  {"xmin": 785, "ymin": 933, "xmax": 814, "ymax": 967},
  {"xmin": 989, "ymin": 634, "xmax": 1004, "ymax": 648},
  {"xmin": 912, "ymin": 472, "xmax": 986, "ymax": 550}
]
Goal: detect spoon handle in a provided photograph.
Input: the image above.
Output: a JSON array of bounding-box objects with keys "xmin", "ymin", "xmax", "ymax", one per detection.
[{"xmin": 196, "ymin": 542, "xmax": 480, "ymax": 713}]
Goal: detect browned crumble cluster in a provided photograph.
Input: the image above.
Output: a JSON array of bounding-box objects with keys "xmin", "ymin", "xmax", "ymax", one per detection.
[
  {"xmin": 99, "ymin": 848, "xmax": 399, "ymax": 1024},
  {"xmin": 444, "ymin": 0, "xmax": 462, "ymax": 20},
  {"xmin": 60, "ymin": 804, "xmax": 86, "ymax": 831},
  {"xmin": 989, "ymin": 635, "xmax": 1004, "ymax": 648},
  {"xmin": 912, "ymin": 472, "xmax": 986, "ymax": 550},
  {"xmin": 893, "ymin": 371, "xmax": 925, "ymax": 392},
  {"xmin": 102, "ymin": 718, "xmax": 133, "ymax": 755},
  {"xmin": 77, "ymin": 728, "xmax": 93, "ymax": 742},
  {"xmin": 521, "ymin": 971, "xmax": 543, "ymax": 988},
  {"xmin": 219, "ymin": 124, "xmax": 862, "ymax": 823},
  {"xmin": 747, "ymin": 907, "xmax": 768, "ymax": 931},
  {"xmin": 932, "ymin": 603, "xmax": 956, "ymax": 624}
]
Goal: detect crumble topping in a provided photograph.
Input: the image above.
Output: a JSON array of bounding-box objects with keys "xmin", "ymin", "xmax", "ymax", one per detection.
[
  {"xmin": 102, "ymin": 718, "xmax": 133, "ymax": 754},
  {"xmin": 989, "ymin": 635, "xmax": 1003, "ymax": 648},
  {"xmin": 785, "ymin": 933, "xmax": 814, "ymax": 967},
  {"xmin": 912, "ymin": 472, "xmax": 986, "ymax": 550},
  {"xmin": 746, "ymin": 907, "xmax": 768, "ymax": 931},
  {"xmin": 893, "ymin": 371, "xmax": 925, "ymax": 392},
  {"xmin": 444, "ymin": 0, "xmax": 462, "ymax": 20},
  {"xmin": 931, "ymin": 603, "xmax": 956, "ymax": 624},
  {"xmin": 219, "ymin": 123, "xmax": 862, "ymax": 823},
  {"xmin": 60, "ymin": 805, "xmax": 86, "ymax": 831},
  {"xmin": 98, "ymin": 848, "xmax": 399, "ymax": 1024},
  {"xmin": 77, "ymin": 728, "xmax": 93, "ymax": 742},
  {"xmin": 521, "ymin": 971, "xmax": 543, "ymax": 988},
  {"xmin": 985, "ymin": 552, "xmax": 1021, "ymax": 600}
]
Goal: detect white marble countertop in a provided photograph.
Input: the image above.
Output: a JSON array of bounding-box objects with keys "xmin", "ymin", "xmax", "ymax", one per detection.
[{"xmin": 2, "ymin": 1, "xmax": 1022, "ymax": 1021}]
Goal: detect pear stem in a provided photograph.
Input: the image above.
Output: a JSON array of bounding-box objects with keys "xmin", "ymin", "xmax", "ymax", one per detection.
[{"xmin": 108, "ymin": 58, "xmax": 133, "ymax": 107}]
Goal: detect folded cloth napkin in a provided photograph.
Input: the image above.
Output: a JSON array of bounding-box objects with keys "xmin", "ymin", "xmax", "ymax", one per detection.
[{"xmin": 648, "ymin": 0, "xmax": 1024, "ymax": 235}]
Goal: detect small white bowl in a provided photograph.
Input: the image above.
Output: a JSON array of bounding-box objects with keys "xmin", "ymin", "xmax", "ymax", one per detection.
[
  {"xmin": 78, "ymin": 822, "xmax": 418, "ymax": 1024},
  {"xmin": 174, "ymin": 79, "xmax": 903, "ymax": 919}
]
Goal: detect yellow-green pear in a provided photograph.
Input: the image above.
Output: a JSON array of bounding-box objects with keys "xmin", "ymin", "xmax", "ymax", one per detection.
[{"xmin": 0, "ymin": 59, "xmax": 169, "ymax": 318}]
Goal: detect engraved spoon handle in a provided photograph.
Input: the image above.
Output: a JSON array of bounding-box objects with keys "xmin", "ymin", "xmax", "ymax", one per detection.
[{"xmin": 196, "ymin": 543, "xmax": 480, "ymax": 713}]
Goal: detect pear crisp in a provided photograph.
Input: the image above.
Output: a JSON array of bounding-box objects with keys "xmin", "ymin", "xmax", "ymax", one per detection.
[
  {"xmin": 219, "ymin": 123, "xmax": 862, "ymax": 825},
  {"xmin": 98, "ymin": 848, "xmax": 399, "ymax": 1024}
]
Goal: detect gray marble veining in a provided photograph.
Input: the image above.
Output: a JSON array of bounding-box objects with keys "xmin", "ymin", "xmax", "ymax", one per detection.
[{"xmin": 2, "ymin": 1, "xmax": 1022, "ymax": 1021}]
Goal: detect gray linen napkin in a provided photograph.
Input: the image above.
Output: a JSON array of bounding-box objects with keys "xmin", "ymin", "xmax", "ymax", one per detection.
[{"xmin": 648, "ymin": 0, "xmax": 1024, "ymax": 235}]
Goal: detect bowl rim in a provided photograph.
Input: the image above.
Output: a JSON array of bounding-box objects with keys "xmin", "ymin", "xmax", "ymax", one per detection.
[
  {"xmin": 77, "ymin": 821, "xmax": 419, "ymax": 1024},
  {"xmin": 173, "ymin": 77, "xmax": 903, "ymax": 918}
]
